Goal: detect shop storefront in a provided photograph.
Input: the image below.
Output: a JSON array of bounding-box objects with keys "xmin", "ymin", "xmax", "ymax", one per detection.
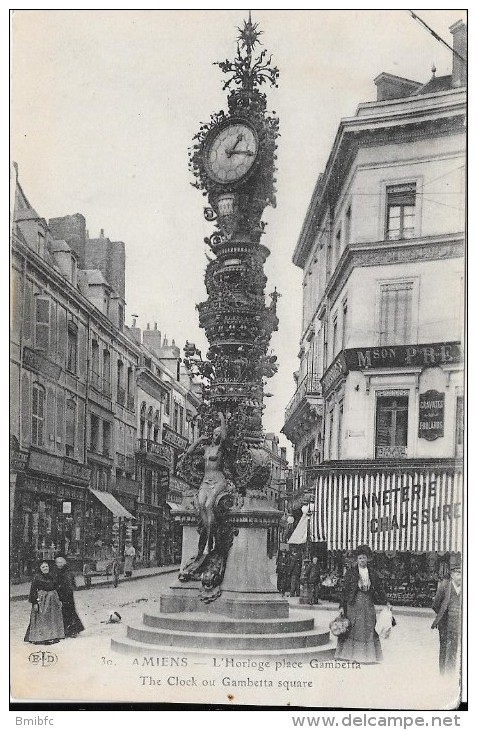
[
  {"xmin": 307, "ymin": 460, "xmax": 463, "ymax": 606},
  {"xmin": 10, "ymin": 447, "xmax": 91, "ymax": 579},
  {"xmin": 85, "ymin": 489, "xmax": 134, "ymax": 561}
]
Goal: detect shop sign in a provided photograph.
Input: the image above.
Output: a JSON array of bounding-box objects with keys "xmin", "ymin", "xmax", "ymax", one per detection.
[
  {"xmin": 321, "ymin": 351, "xmax": 348, "ymax": 396},
  {"xmin": 10, "ymin": 450, "xmax": 29, "ymax": 471},
  {"xmin": 375, "ymin": 445, "xmax": 407, "ymax": 458},
  {"xmin": 346, "ymin": 341, "xmax": 462, "ymax": 371},
  {"xmin": 419, "ymin": 390, "xmax": 445, "ymax": 441},
  {"xmin": 29, "ymin": 450, "xmax": 64, "ymax": 477},
  {"xmin": 63, "ymin": 460, "xmax": 91, "ymax": 483},
  {"xmin": 22, "ymin": 476, "xmax": 84, "ymax": 501},
  {"xmin": 162, "ymin": 425, "xmax": 189, "ymax": 451},
  {"xmin": 62, "ymin": 501, "xmax": 72, "ymax": 514}
]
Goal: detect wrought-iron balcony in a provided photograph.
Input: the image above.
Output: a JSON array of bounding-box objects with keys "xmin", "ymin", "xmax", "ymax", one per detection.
[
  {"xmin": 282, "ymin": 374, "xmax": 323, "ymax": 439},
  {"xmin": 135, "ymin": 438, "xmax": 171, "ymax": 465}
]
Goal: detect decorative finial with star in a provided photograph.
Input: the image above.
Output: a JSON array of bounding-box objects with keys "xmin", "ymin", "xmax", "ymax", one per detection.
[{"xmin": 237, "ymin": 11, "xmax": 263, "ymax": 54}]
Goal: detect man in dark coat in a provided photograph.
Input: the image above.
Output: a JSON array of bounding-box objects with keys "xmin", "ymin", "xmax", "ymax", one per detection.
[
  {"xmin": 276, "ymin": 550, "xmax": 290, "ymax": 597},
  {"xmin": 432, "ymin": 554, "xmax": 462, "ymax": 674},
  {"xmin": 55, "ymin": 556, "xmax": 85, "ymax": 638},
  {"xmin": 304, "ymin": 556, "xmax": 321, "ymax": 605},
  {"xmin": 288, "ymin": 551, "xmax": 302, "ymax": 598}
]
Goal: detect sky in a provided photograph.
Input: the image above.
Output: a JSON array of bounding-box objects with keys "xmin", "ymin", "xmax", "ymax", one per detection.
[{"xmin": 11, "ymin": 8, "xmax": 466, "ymax": 448}]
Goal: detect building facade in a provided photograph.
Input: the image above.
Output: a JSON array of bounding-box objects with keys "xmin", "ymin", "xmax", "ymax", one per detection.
[
  {"xmin": 282, "ymin": 22, "xmax": 466, "ymax": 598},
  {"xmin": 10, "ymin": 169, "xmax": 199, "ymax": 579}
]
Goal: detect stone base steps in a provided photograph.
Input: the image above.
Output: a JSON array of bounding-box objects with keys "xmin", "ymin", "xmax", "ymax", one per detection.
[
  {"xmin": 143, "ymin": 609, "xmax": 315, "ymax": 635},
  {"xmin": 111, "ymin": 635, "xmax": 336, "ymax": 660},
  {"xmin": 126, "ymin": 619, "xmax": 330, "ymax": 650}
]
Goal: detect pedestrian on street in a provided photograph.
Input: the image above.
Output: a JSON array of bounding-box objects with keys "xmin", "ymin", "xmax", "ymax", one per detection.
[
  {"xmin": 276, "ymin": 550, "xmax": 290, "ymax": 597},
  {"xmin": 24, "ymin": 561, "xmax": 65, "ymax": 645},
  {"xmin": 304, "ymin": 556, "xmax": 321, "ymax": 605},
  {"xmin": 431, "ymin": 554, "xmax": 462, "ymax": 674},
  {"xmin": 124, "ymin": 542, "xmax": 136, "ymax": 578},
  {"xmin": 335, "ymin": 545, "xmax": 390, "ymax": 664},
  {"xmin": 55, "ymin": 555, "xmax": 84, "ymax": 638},
  {"xmin": 288, "ymin": 550, "xmax": 302, "ymax": 598}
]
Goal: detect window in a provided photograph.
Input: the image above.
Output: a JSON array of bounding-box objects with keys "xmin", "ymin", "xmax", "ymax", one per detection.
[
  {"xmin": 118, "ymin": 304, "xmax": 124, "ymax": 330},
  {"xmin": 342, "ymin": 300, "xmax": 348, "ymax": 349},
  {"xmin": 173, "ymin": 402, "xmax": 180, "ymax": 432},
  {"xmin": 32, "ymin": 383, "xmax": 45, "ymax": 446},
  {"xmin": 67, "ymin": 323, "xmax": 78, "ymax": 374},
  {"xmin": 65, "ymin": 399, "xmax": 76, "ymax": 457},
  {"xmin": 90, "ymin": 414, "xmax": 100, "ymax": 452},
  {"xmin": 91, "ymin": 340, "xmax": 100, "ymax": 387},
  {"xmin": 375, "ymin": 392, "xmax": 409, "ymax": 458},
  {"xmin": 344, "ymin": 205, "xmax": 352, "ymax": 247},
  {"xmin": 386, "ymin": 183, "xmax": 416, "ymax": 240},
  {"xmin": 334, "ymin": 228, "xmax": 341, "ymax": 267},
  {"xmin": 328, "ymin": 409, "xmax": 334, "ymax": 460},
  {"xmin": 117, "ymin": 360, "xmax": 124, "ymax": 404},
  {"xmin": 455, "ymin": 394, "xmax": 464, "ymax": 456},
  {"xmin": 164, "ymin": 393, "xmax": 170, "ymax": 416},
  {"xmin": 35, "ymin": 296, "xmax": 50, "ymax": 351},
  {"xmin": 337, "ymin": 402, "xmax": 344, "ymax": 459},
  {"xmin": 103, "ymin": 350, "xmax": 111, "ymax": 395},
  {"xmin": 103, "ymin": 421, "xmax": 112, "ymax": 457},
  {"xmin": 379, "ymin": 281, "xmax": 413, "ymax": 346},
  {"xmin": 331, "ymin": 315, "xmax": 338, "ymax": 358}
]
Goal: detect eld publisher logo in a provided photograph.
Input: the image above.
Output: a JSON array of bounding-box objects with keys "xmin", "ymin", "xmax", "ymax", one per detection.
[{"xmin": 28, "ymin": 650, "xmax": 58, "ymax": 667}]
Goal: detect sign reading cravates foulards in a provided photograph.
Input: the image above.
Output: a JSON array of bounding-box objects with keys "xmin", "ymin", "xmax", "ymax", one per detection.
[
  {"xmin": 418, "ymin": 390, "xmax": 445, "ymax": 441},
  {"xmin": 310, "ymin": 467, "xmax": 463, "ymax": 554}
]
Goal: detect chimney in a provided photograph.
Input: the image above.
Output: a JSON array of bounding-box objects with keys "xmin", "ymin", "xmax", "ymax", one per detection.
[
  {"xmin": 143, "ymin": 321, "xmax": 162, "ymax": 354},
  {"xmin": 374, "ymin": 73, "xmax": 421, "ymax": 101},
  {"xmin": 129, "ymin": 315, "xmax": 142, "ymax": 344},
  {"xmin": 100, "ymin": 228, "xmax": 104, "ymax": 238},
  {"xmin": 449, "ymin": 20, "xmax": 467, "ymax": 88}
]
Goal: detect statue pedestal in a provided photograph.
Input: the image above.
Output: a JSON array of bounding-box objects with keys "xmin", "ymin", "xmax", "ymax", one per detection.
[{"xmin": 112, "ymin": 496, "xmax": 334, "ymax": 659}]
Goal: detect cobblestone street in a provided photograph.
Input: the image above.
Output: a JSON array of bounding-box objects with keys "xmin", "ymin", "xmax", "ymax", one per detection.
[{"xmin": 11, "ymin": 571, "xmax": 461, "ymax": 709}]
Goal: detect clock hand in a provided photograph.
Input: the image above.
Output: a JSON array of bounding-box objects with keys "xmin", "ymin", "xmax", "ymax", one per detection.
[
  {"xmin": 228, "ymin": 149, "xmax": 254, "ymax": 156},
  {"xmin": 225, "ymin": 134, "xmax": 244, "ymax": 157}
]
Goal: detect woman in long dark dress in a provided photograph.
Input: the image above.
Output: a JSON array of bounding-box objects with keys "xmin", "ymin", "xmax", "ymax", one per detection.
[
  {"xmin": 55, "ymin": 556, "xmax": 84, "ymax": 638},
  {"xmin": 335, "ymin": 545, "xmax": 391, "ymax": 664},
  {"xmin": 24, "ymin": 561, "xmax": 65, "ymax": 645}
]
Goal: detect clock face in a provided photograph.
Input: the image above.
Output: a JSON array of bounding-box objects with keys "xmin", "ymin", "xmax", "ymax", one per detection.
[{"xmin": 204, "ymin": 122, "xmax": 258, "ymax": 184}]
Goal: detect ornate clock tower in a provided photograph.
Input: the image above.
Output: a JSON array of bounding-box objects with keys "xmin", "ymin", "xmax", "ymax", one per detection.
[{"xmin": 175, "ymin": 15, "xmax": 282, "ymax": 602}]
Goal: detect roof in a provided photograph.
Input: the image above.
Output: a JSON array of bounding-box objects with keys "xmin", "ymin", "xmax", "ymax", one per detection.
[
  {"xmin": 83, "ymin": 269, "xmax": 111, "ymax": 287},
  {"xmin": 412, "ymin": 75, "xmax": 453, "ymax": 96},
  {"xmin": 50, "ymin": 239, "xmax": 73, "ymax": 254}
]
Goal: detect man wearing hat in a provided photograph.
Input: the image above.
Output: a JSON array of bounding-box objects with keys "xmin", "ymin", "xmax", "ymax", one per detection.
[{"xmin": 431, "ymin": 553, "xmax": 462, "ymax": 674}]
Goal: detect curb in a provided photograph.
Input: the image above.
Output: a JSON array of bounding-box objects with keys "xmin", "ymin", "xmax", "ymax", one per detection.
[
  {"xmin": 10, "ymin": 566, "xmax": 180, "ymax": 603},
  {"xmin": 288, "ymin": 599, "xmax": 433, "ymax": 618}
]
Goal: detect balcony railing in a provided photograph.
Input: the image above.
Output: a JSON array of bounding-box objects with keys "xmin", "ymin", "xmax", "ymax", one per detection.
[
  {"xmin": 284, "ymin": 373, "xmax": 322, "ymax": 424},
  {"xmin": 136, "ymin": 439, "xmax": 171, "ymax": 463}
]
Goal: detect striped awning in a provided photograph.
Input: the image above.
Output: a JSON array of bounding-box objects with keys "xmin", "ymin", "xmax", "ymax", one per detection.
[
  {"xmin": 90, "ymin": 489, "xmax": 134, "ymax": 519},
  {"xmin": 313, "ymin": 467, "xmax": 463, "ymax": 554}
]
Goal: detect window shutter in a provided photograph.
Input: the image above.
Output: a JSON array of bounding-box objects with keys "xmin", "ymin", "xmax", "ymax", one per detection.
[
  {"xmin": 57, "ymin": 306, "xmax": 67, "ymax": 363},
  {"xmin": 49, "ymin": 302, "xmax": 57, "ymax": 357},
  {"xmin": 77, "ymin": 324, "xmax": 86, "ymax": 378},
  {"xmin": 56, "ymin": 391, "xmax": 65, "ymax": 449},
  {"xmin": 77, "ymin": 399, "xmax": 85, "ymax": 461},
  {"xmin": 21, "ymin": 372, "xmax": 31, "ymax": 444},
  {"xmin": 23, "ymin": 281, "xmax": 32, "ymax": 341},
  {"xmin": 35, "ymin": 296, "xmax": 50, "ymax": 351}
]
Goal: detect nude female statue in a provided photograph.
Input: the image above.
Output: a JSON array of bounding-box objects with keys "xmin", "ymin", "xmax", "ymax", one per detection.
[{"xmin": 185, "ymin": 412, "xmax": 228, "ymax": 554}]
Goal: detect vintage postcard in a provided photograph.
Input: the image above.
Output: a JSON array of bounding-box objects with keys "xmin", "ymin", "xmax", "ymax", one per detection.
[{"xmin": 10, "ymin": 9, "xmax": 466, "ymax": 711}]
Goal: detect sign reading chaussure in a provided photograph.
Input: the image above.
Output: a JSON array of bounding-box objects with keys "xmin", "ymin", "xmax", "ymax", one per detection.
[{"xmin": 418, "ymin": 389, "xmax": 445, "ymax": 441}]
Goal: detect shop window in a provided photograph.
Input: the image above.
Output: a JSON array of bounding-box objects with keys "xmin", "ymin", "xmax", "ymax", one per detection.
[
  {"xmin": 455, "ymin": 395, "xmax": 464, "ymax": 456},
  {"xmin": 34, "ymin": 296, "xmax": 50, "ymax": 351},
  {"xmin": 375, "ymin": 392, "xmax": 409, "ymax": 458},
  {"xmin": 385, "ymin": 183, "xmax": 416, "ymax": 240},
  {"xmin": 379, "ymin": 281, "xmax": 413, "ymax": 346},
  {"xmin": 67, "ymin": 322, "xmax": 78, "ymax": 374},
  {"xmin": 32, "ymin": 383, "xmax": 45, "ymax": 446},
  {"xmin": 65, "ymin": 399, "xmax": 76, "ymax": 458}
]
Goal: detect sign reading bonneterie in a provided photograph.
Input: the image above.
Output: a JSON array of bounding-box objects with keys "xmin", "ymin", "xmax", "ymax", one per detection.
[
  {"xmin": 312, "ymin": 468, "xmax": 463, "ymax": 553},
  {"xmin": 418, "ymin": 389, "xmax": 445, "ymax": 441}
]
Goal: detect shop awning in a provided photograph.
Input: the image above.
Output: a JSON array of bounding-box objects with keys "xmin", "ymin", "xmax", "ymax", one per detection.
[
  {"xmin": 166, "ymin": 501, "xmax": 182, "ymax": 512},
  {"xmin": 90, "ymin": 489, "xmax": 134, "ymax": 519}
]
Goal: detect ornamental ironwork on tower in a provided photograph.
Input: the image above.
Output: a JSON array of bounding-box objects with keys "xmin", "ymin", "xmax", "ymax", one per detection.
[{"xmin": 177, "ymin": 16, "xmax": 280, "ymax": 600}]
